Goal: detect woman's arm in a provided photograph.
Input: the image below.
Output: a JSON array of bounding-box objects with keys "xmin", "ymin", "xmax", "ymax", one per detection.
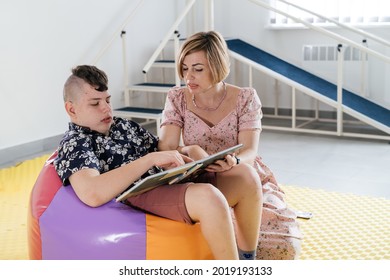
[
  {"xmin": 158, "ymin": 124, "xmax": 182, "ymax": 151},
  {"xmin": 69, "ymin": 150, "xmax": 191, "ymax": 207},
  {"xmin": 159, "ymin": 124, "xmax": 209, "ymax": 160},
  {"xmin": 205, "ymin": 129, "xmax": 260, "ymax": 173},
  {"xmin": 236, "ymin": 129, "xmax": 260, "ymax": 164}
]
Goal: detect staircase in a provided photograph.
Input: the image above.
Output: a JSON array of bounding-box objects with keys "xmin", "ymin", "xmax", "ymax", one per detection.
[
  {"xmin": 113, "ymin": 33, "xmax": 182, "ymax": 136},
  {"xmin": 226, "ymin": 39, "xmax": 390, "ymax": 140},
  {"xmin": 114, "ymin": 38, "xmax": 390, "ymax": 140}
]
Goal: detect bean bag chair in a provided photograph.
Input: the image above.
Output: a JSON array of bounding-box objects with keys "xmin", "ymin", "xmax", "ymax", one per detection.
[{"xmin": 27, "ymin": 152, "xmax": 213, "ymax": 260}]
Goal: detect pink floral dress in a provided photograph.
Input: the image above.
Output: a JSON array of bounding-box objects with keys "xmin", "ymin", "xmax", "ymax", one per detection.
[{"xmin": 161, "ymin": 86, "xmax": 302, "ymax": 260}]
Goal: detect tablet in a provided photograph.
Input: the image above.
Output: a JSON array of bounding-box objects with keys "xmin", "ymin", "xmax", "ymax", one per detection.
[{"xmin": 116, "ymin": 143, "xmax": 243, "ymax": 201}]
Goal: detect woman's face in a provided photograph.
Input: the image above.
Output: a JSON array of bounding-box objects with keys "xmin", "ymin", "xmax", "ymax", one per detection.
[{"xmin": 182, "ymin": 50, "xmax": 214, "ymax": 94}]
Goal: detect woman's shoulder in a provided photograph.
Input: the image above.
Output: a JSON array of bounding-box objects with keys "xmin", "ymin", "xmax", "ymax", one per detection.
[
  {"xmin": 230, "ymin": 85, "xmax": 259, "ymax": 102},
  {"xmin": 237, "ymin": 86, "xmax": 257, "ymax": 97},
  {"xmin": 166, "ymin": 86, "xmax": 187, "ymax": 108},
  {"xmin": 232, "ymin": 86, "xmax": 261, "ymax": 114},
  {"xmin": 167, "ymin": 86, "xmax": 186, "ymax": 97},
  {"xmin": 226, "ymin": 84, "xmax": 257, "ymax": 97}
]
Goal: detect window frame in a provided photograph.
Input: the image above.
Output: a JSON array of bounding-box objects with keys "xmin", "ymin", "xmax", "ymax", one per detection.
[{"xmin": 268, "ymin": 0, "xmax": 390, "ymax": 30}]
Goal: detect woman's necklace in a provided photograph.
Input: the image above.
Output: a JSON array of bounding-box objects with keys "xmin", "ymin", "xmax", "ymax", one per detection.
[{"xmin": 192, "ymin": 81, "xmax": 227, "ymax": 111}]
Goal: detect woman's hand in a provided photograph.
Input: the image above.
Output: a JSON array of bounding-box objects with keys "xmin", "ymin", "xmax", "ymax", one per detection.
[
  {"xmin": 205, "ymin": 154, "xmax": 238, "ymax": 173},
  {"xmin": 178, "ymin": 145, "xmax": 209, "ymax": 161}
]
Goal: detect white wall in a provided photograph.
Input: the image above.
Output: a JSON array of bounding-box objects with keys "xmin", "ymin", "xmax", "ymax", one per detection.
[
  {"xmin": 1, "ymin": 0, "xmax": 389, "ymax": 154},
  {"xmin": 0, "ymin": 0, "xmax": 178, "ymax": 150}
]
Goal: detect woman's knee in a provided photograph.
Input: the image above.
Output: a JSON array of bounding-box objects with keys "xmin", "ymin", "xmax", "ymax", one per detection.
[
  {"xmin": 187, "ymin": 183, "xmax": 228, "ymax": 207},
  {"xmin": 235, "ymin": 164, "xmax": 262, "ymax": 193},
  {"xmin": 185, "ymin": 183, "xmax": 230, "ymax": 219}
]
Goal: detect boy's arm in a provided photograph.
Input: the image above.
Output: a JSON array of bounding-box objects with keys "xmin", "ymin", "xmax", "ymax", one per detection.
[{"xmin": 69, "ymin": 151, "xmax": 191, "ymax": 207}]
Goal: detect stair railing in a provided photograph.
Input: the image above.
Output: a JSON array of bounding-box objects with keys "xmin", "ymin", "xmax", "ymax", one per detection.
[
  {"xmin": 247, "ymin": 0, "xmax": 390, "ymax": 137},
  {"xmin": 276, "ymin": 0, "xmax": 390, "ymax": 99},
  {"xmin": 91, "ymin": 0, "xmax": 144, "ymax": 65},
  {"xmin": 142, "ymin": 0, "xmax": 196, "ymax": 77},
  {"xmin": 276, "ymin": 0, "xmax": 390, "ymax": 48},
  {"xmin": 250, "ymin": 0, "xmax": 390, "ymax": 64}
]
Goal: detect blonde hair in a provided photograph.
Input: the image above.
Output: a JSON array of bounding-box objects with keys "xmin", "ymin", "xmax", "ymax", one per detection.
[{"xmin": 177, "ymin": 31, "xmax": 230, "ymax": 84}]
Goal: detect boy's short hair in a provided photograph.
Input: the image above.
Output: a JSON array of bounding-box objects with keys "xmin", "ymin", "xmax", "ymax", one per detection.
[
  {"xmin": 177, "ymin": 31, "xmax": 230, "ymax": 84},
  {"xmin": 63, "ymin": 65, "xmax": 108, "ymax": 102},
  {"xmin": 71, "ymin": 65, "xmax": 108, "ymax": 92}
]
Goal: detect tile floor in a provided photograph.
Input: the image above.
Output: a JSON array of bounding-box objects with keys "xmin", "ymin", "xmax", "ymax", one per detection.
[{"xmin": 258, "ymin": 130, "xmax": 390, "ymax": 199}]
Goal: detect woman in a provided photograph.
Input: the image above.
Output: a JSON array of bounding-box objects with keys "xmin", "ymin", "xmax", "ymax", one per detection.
[{"xmin": 158, "ymin": 31, "xmax": 302, "ymax": 260}]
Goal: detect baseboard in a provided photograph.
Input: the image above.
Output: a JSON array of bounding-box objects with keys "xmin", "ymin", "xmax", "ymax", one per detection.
[
  {"xmin": 262, "ymin": 107, "xmax": 353, "ymax": 120},
  {"xmin": 0, "ymin": 134, "xmax": 63, "ymax": 168}
]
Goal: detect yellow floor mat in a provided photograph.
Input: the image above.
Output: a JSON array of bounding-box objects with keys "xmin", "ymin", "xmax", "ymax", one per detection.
[
  {"xmin": 0, "ymin": 154, "xmax": 389, "ymax": 260},
  {"xmin": 283, "ymin": 186, "xmax": 389, "ymax": 260},
  {"xmin": 0, "ymin": 154, "xmax": 50, "ymax": 260}
]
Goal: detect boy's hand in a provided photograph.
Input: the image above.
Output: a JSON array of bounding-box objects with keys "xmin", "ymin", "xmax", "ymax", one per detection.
[{"xmin": 152, "ymin": 150, "xmax": 193, "ymax": 170}]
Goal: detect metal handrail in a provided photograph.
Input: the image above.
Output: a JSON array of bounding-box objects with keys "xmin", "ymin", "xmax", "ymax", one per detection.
[
  {"xmin": 277, "ymin": 0, "xmax": 390, "ymax": 48},
  {"xmin": 142, "ymin": 0, "xmax": 196, "ymax": 74},
  {"xmin": 245, "ymin": 0, "xmax": 390, "ymax": 137},
  {"xmin": 92, "ymin": 0, "xmax": 144, "ymax": 65},
  {"xmin": 249, "ymin": 0, "xmax": 390, "ymax": 64}
]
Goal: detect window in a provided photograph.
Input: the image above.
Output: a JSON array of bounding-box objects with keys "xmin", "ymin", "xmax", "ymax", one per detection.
[{"xmin": 269, "ymin": 0, "xmax": 390, "ymax": 27}]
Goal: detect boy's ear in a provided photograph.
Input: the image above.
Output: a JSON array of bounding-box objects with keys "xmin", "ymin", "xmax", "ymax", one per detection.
[{"xmin": 65, "ymin": 101, "xmax": 76, "ymax": 118}]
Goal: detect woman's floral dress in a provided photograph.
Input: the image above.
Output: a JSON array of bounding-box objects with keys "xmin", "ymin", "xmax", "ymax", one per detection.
[{"xmin": 161, "ymin": 86, "xmax": 302, "ymax": 260}]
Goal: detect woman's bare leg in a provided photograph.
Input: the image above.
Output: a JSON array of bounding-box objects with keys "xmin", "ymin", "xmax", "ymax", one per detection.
[
  {"xmin": 185, "ymin": 183, "xmax": 239, "ymax": 260},
  {"xmin": 216, "ymin": 164, "xmax": 262, "ymax": 252}
]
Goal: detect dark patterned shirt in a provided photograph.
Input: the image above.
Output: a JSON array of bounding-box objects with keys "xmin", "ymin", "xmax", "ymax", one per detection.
[{"xmin": 54, "ymin": 117, "xmax": 162, "ymax": 187}]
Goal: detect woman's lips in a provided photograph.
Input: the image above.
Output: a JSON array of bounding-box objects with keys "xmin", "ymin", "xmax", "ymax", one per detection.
[{"xmin": 187, "ymin": 83, "xmax": 198, "ymax": 90}]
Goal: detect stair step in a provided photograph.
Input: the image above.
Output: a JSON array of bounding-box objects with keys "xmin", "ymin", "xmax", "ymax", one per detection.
[
  {"xmin": 152, "ymin": 60, "xmax": 176, "ymax": 68},
  {"xmin": 127, "ymin": 83, "xmax": 177, "ymax": 93},
  {"xmin": 114, "ymin": 106, "xmax": 163, "ymax": 118}
]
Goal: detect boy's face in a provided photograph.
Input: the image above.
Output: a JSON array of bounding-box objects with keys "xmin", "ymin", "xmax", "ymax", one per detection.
[{"xmin": 66, "ymin": 82, "xmax": 113, "ymax": 135}]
